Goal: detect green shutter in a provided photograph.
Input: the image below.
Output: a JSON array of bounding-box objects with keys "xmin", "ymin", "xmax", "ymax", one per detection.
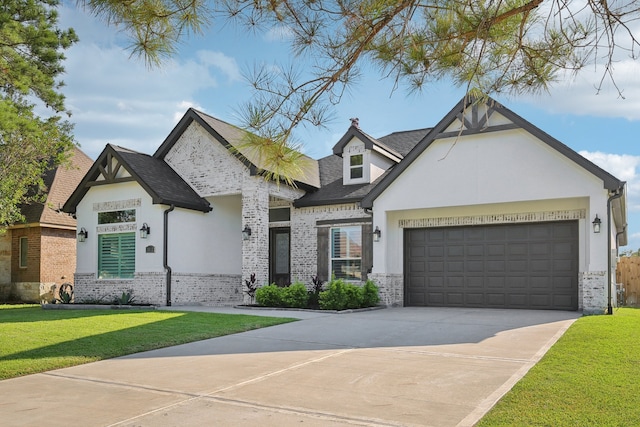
[{"xmin": 98, "ymin": 233, "xmax": 135, "ymax": 279}]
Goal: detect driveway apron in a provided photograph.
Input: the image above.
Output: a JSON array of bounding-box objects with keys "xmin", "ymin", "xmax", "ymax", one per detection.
[{"xmin": 0, "ymin": 307, "xmax": 579, "ymax": 427}]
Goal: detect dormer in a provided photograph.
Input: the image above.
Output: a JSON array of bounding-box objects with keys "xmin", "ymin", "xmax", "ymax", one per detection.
[{"xmin": 333, "ymin": 121, "xmax": 403, "ymax": 185}]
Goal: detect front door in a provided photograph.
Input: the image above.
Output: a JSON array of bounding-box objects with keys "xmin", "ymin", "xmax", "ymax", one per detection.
[{"xmin": 270, "ymin": 227, "xmax": 290, "ymax": 286}]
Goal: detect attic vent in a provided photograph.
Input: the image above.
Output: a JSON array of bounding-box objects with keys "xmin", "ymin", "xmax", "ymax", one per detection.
[{"xmin": 350, "ymin": 117, "xmax": 359, "ymax": 128}]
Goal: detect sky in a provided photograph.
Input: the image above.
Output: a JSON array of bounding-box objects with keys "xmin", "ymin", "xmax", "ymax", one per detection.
[{"xmin": 56, "ymin": 3, "xmax": 640, "ymax": 249}]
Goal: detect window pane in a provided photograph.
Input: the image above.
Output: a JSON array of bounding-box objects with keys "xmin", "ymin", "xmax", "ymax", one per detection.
[
  {"xmin": 331, "ymin": 260, "xmax": 362, "ymax": 281},
  {"xmin": 350, "ymin": 154, "xmax": 363, "ymax": 166},
  {"xmin": 269, "ymin": 208, "xmax": 291, "ymax": 222},
  {"xmin": 350, "ymin": 167, "xmax": 363, "ymax": 179},
  {"xmin": 98, "ymin": 233, "xmax": 135, "ymax": 278},
  {"xmin": 98, "ymin": 209, "xmax": 136, "ymax": 224},
  {"xmin": 330, "ymin": 226, "xmax": 362, "ymax": 280}
]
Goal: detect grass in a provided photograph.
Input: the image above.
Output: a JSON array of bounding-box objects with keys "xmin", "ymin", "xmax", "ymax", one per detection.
[
  {"xmin": 0, "ymin": 304, "xmax": 296, "ymax": 380},
  {"xmin": 477, "ymin": 307, "xmax": 640, "ymax": 426}
]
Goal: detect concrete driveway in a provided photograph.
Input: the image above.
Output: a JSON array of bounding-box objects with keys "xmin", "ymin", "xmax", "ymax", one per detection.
[{"xmin": 1, "ymin": 307, "xmax": 579, "ymax": 427}]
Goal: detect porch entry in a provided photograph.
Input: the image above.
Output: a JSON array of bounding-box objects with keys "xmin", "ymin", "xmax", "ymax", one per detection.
[{"xmin": 269, "ymin": 227, "xmax": 290, "ymax": 286}]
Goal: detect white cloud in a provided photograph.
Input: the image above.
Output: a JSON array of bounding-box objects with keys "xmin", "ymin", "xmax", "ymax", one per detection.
[
  {"xmin": 196, "ymin": 51, "xmax": 242, "ymax": 81},
  {"xmin": 579, "ymin": 151, "xmax": 640, "ymax": 212},
  {"xmin": 521, "ymin": 59, "xmax": 640, "ymax": 121}
]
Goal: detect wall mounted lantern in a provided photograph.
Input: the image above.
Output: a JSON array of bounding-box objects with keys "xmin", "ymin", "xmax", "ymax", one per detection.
[
  {"xmin": 373, "ymin": 226, "xmax": 382, "ymax": 242},
  {"xmin": 78, "ymin": 227, "xmax": 88, "ymax": 242},
  {"xmin": 592, "ymin": 215, "xmax": 602, "ymax": 233},
  {"xmin": 140, "ymin": 223, "xmax": 151, "ymax": 239},
  {"xmin": 242, "ymin": 225, "xmax": 252, "ymax": 241}
]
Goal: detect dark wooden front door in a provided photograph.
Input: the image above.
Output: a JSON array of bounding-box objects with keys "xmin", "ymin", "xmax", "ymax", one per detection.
[{"xmin": 270, "ymin": 228, "xmax": 291, "ymax": 286}]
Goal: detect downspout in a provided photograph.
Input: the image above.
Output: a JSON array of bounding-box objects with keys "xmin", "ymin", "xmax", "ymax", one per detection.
[
  {"xmin": 607, "ymin": 188, "xmax": 624, "ymax": 315},
  {"xmin": 164, "ymin": 204, "xmax": 175, "ymax": 306}
]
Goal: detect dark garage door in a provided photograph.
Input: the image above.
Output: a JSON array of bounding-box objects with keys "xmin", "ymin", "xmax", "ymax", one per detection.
[{"xmin": 404, "ymin": 221, "xmax": 578, "ymax": 310}]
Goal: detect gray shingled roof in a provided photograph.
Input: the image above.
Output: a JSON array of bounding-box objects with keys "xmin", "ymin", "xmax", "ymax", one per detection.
[
  {"xmin": 63, "ymin": 144, "xmax": 211, "ymax": 214},
  {"xmin": 18, "ymin": 147, "xmax": 92, "ymax": 228},
  {"xmin": 295, "ymin": 127, "xmax": 431, "ymax": 207}
]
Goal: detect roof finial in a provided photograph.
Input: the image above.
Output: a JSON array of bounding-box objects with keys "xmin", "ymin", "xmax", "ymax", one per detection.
[{"xmin": 350, "ymin": 117, "xmax": 359, "ymax": 128}]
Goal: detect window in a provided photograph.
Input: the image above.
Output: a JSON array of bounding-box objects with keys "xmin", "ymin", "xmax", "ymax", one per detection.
[
  {"xmin": 98, "ymin": 233, "xmax": 135, "ymax": 279},
  {"xmin": 269, "ymin": 207, "xmax": 291, "ymax": 222},
  {"xmin": 350, "ymin": 154, "xmax": 363, "ymax": 179},
  {"xmin": 98, "ymin": 209, "xmax": 136, "ymax": 224},
  {"xmin": 19, "ymin": 237, "xmax": 28, "ymax": 268},
  {"xmin": 330, "ymin": 226, "xmax": 362, "ymax": 280}
]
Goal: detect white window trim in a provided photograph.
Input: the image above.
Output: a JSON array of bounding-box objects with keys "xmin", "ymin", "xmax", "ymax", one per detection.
[{"xmin": 329, "ymin": 226, "xmax": 362, "ymax": 281}]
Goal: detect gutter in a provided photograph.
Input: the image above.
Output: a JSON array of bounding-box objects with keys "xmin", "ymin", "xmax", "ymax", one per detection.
[
  {"xmin": 164, "ymin": 204, "xmax": 175, "ymax": 306},
  {"xmin": 607, "ymin": 186, "xmax": 625, "ymax": 315}
]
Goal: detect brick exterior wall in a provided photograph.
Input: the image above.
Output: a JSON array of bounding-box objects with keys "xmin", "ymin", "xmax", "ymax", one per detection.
[
  {"xmin": 580, "ymin": 271, "xmax": 608, "ymax": 314},
  {"xmin": 11, "ymin": 227, "xmax": 40, "ymax": 283},
  {"xmin": 290, "ymin": 203, "xmax": 371, "ymax": 283},
  {"xmin": 40, "ymin": 228, "xmax": 76, "ymax": 284},
  {"xmin": 172, "ymin": 273, "xmax": 243, "ymax": 306},
  {"xmin": 74, "ymin": 272, "xmax": 244, "ymax": 306}
]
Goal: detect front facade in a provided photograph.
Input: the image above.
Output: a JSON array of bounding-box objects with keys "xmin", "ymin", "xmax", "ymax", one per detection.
[{"xmin": 64, "ymin": 97, "xmax": 627, "ymax": 313}]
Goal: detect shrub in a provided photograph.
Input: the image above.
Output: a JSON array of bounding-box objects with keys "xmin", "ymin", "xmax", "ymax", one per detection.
[
  {"xmin": 114, "ymin": 291, "xmax": 135, "ymax": 305},
  {"xmin": 255, "ymin": 283, "xmax": 309, "ymax": 308},
  {"xmin": 362, "ymin": 280, "xmax": 380, "ymax": 307},
  {"xmin": 319, "ymin": 278, "xmax": 380, "ymax": 310},
  {"xmin": 256, "ymin": 284, "xmax": 282, "ymax": 307},
  {"xmin": 282, "ymin": 283, "xmax": 309, "ymax": 308}
]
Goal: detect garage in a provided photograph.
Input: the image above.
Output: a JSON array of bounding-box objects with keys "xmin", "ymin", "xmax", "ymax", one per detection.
[{"xmin": 404, "ymin": 221, "xmax": 579, "ymax": 310}]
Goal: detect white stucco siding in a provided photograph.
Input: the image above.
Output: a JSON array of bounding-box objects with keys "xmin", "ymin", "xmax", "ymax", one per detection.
[
  {"xmin": 163, "ymin": 121, "xmax": 249, "ymax": 197},
  {"xmin": 168, "ymin": 195, "xmax": 241, "ymax": 275},
  {"xmin": 75, "ymin": 181, "xmax": 166, "ymax": 275},
  {"xmin": 377, "ymin": 129, "xmax": 606, "ymax": 211}
]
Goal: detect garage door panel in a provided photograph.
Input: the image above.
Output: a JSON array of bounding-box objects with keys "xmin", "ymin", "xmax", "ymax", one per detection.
[
  {"xmin": 446, "ymin": 293, "xmax": 464, "ymax": 305},
  {"xmin": 409, "ymin": 261, "xmax": 425, "ymax": 273},
  {"xmin": 404, "ymin": 221, "xmax": 578, "ymax": 310},
  {"xmin": 465, "ymin": 293, "xmax": 485, "ymax": 305},
  {"xmin": 508, "ymin": 260, "xmax": 527, "ymax": 273},
  {"xmin": 507, "ymin": 293, "xmax": 528, "ymax": 307}
]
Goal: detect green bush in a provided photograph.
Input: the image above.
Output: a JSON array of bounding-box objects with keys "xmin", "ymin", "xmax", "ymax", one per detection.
[
  {"xmin": 255, "ymin": 283, "xmax": 309, "ymax": 308},
  {"xmin": 257, "ymin": 278, "xmax": 380, "ymax": 311},
  {"xmin": 319, "ymin": 278, "xmax": 380, "ymax": 310},
  {"xmin": 282, "ymin": 283, "xmax": 309, "ymax": 308},
  {"xmin": 255, "ymin": 284, "xmax": 282, "ymax": 307},
  {"xmin": 362, "ymin": 280, "xmax": 380, "ymax": 307}
]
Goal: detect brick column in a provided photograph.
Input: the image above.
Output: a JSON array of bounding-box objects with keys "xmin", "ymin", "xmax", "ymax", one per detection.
[{"xmin": 241, "ymin": 177, "xmax": 270, "ymax": 296}]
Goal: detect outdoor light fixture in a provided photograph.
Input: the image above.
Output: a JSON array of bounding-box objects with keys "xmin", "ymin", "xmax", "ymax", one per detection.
[
  {"xmin": 242, "ymin": 225, "xmax": 252, "ymax": 241},
  {"xmin": 592, "ymin": 215, "xmax": 602, "ymax": 233},
  {"xmin": 373, "ymin": 226, "xmax": 382, "ymax": 242},
  {"xmin": 140, "ymin": 223, "xmax": 151, "ymax": 239},
  {"xmin": 77, "ymin": 227, "xmax": 88, "ymax": 242}
]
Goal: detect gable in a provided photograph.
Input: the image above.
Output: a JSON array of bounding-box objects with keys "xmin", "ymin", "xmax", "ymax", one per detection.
[
  {"xmin": 163, "ymin": 121, "xmax": 249, "ymax": 196},
  {"xmin": 155, "ymin": 109, "xmax": 320, "ymax": 190},
  {"xmin": 361, "ymin": 96, "xmax": 625, "ymax": 209},
  {"xmin": 63, "ymin": 145, "xmax": 211, "ymax": 214}
]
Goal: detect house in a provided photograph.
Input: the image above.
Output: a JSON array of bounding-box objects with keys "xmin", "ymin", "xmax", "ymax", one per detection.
[
  {"xmin": 63, "ymin": 96, "xmax": 627, "ymax": 313},
  {"xmin": 0, "ymin": 147, "xmax": 93, "ymax": 302}
]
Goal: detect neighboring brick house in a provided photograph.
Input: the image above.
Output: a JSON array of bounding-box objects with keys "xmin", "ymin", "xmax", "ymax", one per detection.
[
  {"xmin": 63, "ymin": 96, "xmax": 627, "ymax": 313},
  {"xmin": 0, "ymin": 147, "xmax": 93, "ymax": 302}
]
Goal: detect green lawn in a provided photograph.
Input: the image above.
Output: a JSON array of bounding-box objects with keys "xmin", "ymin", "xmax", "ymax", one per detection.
[
  {"xmin": 0, "ymin": 305, "xmax": 296, "ymax": 380},
  {"xmin": 477, "ymin": 307, "xmax": 640, "ymax": 426}
]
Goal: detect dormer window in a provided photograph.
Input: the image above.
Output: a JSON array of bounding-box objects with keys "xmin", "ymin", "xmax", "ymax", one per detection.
[{"xmin": 350, "ymin": 154, "xmax": 363, "ymax": 179}]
